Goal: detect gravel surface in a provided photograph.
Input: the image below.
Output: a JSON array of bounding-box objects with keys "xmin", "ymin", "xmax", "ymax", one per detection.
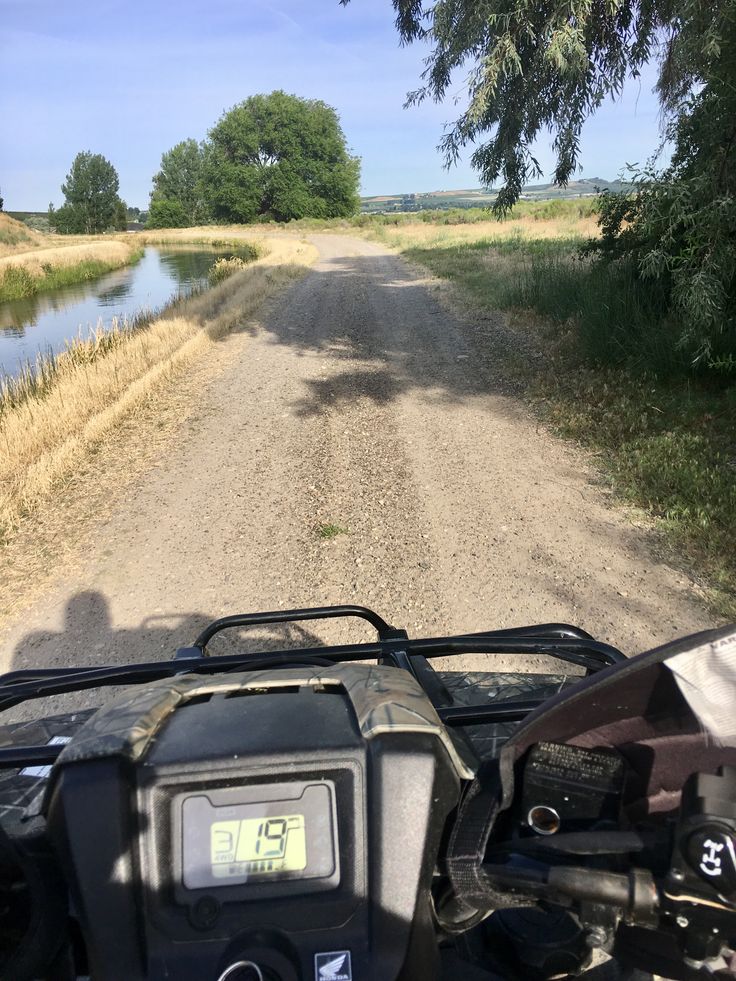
[{"xmin": 0, "ymin": 234, "xmax": 715, "ymax": 707}]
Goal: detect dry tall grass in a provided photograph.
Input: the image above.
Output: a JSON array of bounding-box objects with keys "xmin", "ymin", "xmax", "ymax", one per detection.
[
  {"xmin": 368, "ymin": 213, "xmax": 598, "ymax": 251},
  {"xmin": 0, "ymin": 235, "xmax": 317, "ymax": 541},
  {"xmin": 0, "ymin": 213, "xmax": 45, "ymax": 255},
  {"xmin": 139, "ymin": 224, "xmax": 292, "ymax": 248},
  {"xmin": 0, "ymin": 219, "xmax": 141, "ymax": 302},
  {"xmin": 0, "ymin": 212, "xmax": 132, "ymax": 259},
  {"xmin": 0, "ymin": 239, "xmax": 135, "ymax": 276}
]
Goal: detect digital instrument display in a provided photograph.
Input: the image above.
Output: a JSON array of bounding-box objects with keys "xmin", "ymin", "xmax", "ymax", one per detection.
[
  {"xmin": 211, "ymin": 813, "xmax": 306, "ymax": 877},
  {"xmin": 180, "ymin": 781, "xmax": 337, "ymax": 891}
]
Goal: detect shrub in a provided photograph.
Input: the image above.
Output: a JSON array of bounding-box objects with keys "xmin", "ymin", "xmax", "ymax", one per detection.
[{"xmin": 207, "ymin": 256, "xmax": 249, "ymax": 284}]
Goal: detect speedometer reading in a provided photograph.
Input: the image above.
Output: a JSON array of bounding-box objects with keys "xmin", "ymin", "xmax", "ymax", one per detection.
[
  {"xmin": 211, "ymin": 814, "xmax": 306, "ymax": 877},
  {"xmin": 179, "ymin": 782, "xmax": 338, "ymax": 891}
]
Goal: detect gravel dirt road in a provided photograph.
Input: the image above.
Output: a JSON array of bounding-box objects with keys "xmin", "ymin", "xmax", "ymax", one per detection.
[{"xmin": 0, "ymin": 234, "xmax": 715, "ymax": 702}]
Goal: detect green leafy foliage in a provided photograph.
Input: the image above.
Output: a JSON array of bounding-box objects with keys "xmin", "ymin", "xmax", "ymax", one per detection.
[
  {"xmin": 587, "ymin": 1, "xmax": 736, "ymax": 368},
  {"xmin": 50, "ymin": 151, "xmax": 124, "ymax": 234},
  {"xmin": 150, "ymin": 139, "xmax": 209, "ymax": 226},
  {"xmin": 202, "ymin": 91, "xmax": 360, "ymax": 222},
  {"xmin": 114, "ymin": 199, "xmax": 128, "ymax": 232},
  {"xmin": 146, "ymin": 197, "xmax": 189, "ymax": 229}
]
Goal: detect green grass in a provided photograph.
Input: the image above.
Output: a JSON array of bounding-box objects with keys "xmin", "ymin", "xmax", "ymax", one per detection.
[
  {"xmin": 238, "ymin": 198, "xmax": 599, "ymax": 232},
  {"xmin": 540, "ymin": 364, "xmax": 736, "ymax": 616},
  {"xmin": 316, "ymin": 522, "xmax": 348, "ymax": 540},
  {"xmin": 0, "ymin": 249, "xmax": 144, "ymax": 303},
  {"xmin": 401, "ymin": 236, "xmax": 687, "ymax": 374},
  {"xmin": 394, "ymin": 233, "xmax": 736, "ymax": 618}
]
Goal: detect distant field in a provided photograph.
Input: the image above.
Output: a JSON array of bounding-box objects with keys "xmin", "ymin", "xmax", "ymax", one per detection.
[{"xmin": 360, "ymin": 178, "xmax": 632, "ymax": 213}]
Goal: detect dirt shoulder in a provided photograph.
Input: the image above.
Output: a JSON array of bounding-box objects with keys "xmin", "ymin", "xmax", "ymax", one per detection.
[{"xmin": 0, "ymin": 234, "xmax": 715, "ymax": 696}]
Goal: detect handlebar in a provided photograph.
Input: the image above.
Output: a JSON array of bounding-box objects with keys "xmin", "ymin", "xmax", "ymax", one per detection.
[{"xmin": 1, "ymin": 610, "xmax": 734, "ymax": 981}]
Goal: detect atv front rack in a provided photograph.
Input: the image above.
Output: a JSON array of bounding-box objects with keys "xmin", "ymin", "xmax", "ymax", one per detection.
[{"xmin": 0, "ymin": 605, "xmax": 624, "ymax": 772}]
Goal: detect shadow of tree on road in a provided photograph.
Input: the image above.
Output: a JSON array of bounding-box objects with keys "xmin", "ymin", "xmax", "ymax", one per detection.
[{"xmin": 224, "ymin": 246, "xmax": 522, "ymax": 418}]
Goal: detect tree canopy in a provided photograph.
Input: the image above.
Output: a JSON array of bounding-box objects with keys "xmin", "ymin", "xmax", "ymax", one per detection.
[
  {"xmin": 147, "ymin": 197, "xmax": 189, "ymax": 229},
  {"xmin": 148, "ymin": 139, "xmax": 208, "ymax": 228},
  {"xmin": 51, "ymin": 151, "xmax": 124, "ymax": 234},
  {"xmin": 114, "ymin": 199, "xmax": 128, "ymax": 232},
  {"xmin": 202, "ymin": 91, "xmax": 360, "ymax": 223}
]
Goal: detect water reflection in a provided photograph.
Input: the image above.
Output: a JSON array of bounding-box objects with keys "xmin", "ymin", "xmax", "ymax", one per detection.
[
  {"xmin": 95, "ymin": 269, "xmax": 135, "ymax": 304},
  {"xmin": 0, "ymin": 246, "xmax": 245, "ymax": 376}
]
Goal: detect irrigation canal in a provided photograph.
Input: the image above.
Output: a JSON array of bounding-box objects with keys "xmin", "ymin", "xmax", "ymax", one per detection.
[{"xmin": 0, "ymin": 246, "xmax": 239, "ymax": 378}]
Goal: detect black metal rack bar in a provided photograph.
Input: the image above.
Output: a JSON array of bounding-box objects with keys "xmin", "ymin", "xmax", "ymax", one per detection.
[
  {"xmin": 0, "ymin": 744, "xmax": 62, "ymax": 768},
  {"xmin": 0, "ymin": 608, "xmax": 626, "ymax": 771},
  {"xmin": 0, "ymin": 633, "xmax": 621, "ymax": 713},
  {"xmin": 439, "ymin": 699, "xmax": 545, "ymax": 727}
]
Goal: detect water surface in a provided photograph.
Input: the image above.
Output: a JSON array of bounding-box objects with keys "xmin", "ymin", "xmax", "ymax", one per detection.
[{"xmin": 0, "ymin": 247, "xmax": 240, "ymax": 377}]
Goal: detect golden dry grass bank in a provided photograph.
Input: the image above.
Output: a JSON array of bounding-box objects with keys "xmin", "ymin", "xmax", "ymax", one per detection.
[
  {"xmin": 0, "ymin": 214, "xmax": 141, "ymax": 302},
  {"xmin": 366, "ymin": 213, "xmax": 598, "ymax": 252},
  {"xmin": 0, "ymin": 239, "xmax": 135, "ymax": 275},
  {"xmin": 0, "ymin": 235, "xmax": 317, "ymax": 542},
  {"xmin": 0, "ymin": 213, "xmax": 47, "ymax": 255},
  {"xmin": 138, "ymin": 224, "xmax": 296, "ymax": 248},
  {"xmin": 0, "ymin": 212, "xmax": 130, "ymax": 259}
]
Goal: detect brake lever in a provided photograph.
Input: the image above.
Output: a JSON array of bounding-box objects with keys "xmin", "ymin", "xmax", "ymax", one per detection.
[{"xmin": 480, "ymin": 863, "xmax": 659, "ymax": 922}]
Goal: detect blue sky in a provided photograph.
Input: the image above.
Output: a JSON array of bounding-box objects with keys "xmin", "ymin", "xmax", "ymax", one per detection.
[{"xmin": 1, "ymin": 0, "xmax": 664, "ymax": 211}]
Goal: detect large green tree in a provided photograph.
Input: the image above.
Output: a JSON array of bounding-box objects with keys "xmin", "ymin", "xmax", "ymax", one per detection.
[
  {"xmin": 343, "ymin": 0, "xmax": 736, "ymax": 366},
  {"xmin": 202, "ymin": 91, "xmax": 360, "ymax": 223},
  {"xmin": 51, "ymin": 151, "xmax": 123, "ymax": 234},
  {"xmin": 148, "ymin": 138, "xmax": 208, "ymax": 228}
]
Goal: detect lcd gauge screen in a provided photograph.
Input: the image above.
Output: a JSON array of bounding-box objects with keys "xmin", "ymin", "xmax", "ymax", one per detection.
[
  {"xmin": 211, "ymin": 814, "xmax": 306, "ymax": 877},
  {"xmin": 181, "ymin": 781, "xmax": 336, "ymax": 891}
]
